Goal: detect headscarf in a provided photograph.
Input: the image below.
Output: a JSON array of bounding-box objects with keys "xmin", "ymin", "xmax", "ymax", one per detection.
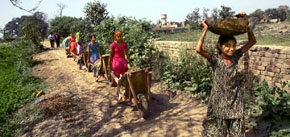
[
  {"xmin": 114, "ymin": 31, "xmax": 123, "ymax": 43},
  {"xmin": 76, "ymin": 32, "xmax": 80, "ymax": 43}
]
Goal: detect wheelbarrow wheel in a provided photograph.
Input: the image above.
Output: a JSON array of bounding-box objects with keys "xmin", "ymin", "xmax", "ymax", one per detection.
[{"xmin": 137, "ymin": 93, "xmax": 149, "ymax": 119}]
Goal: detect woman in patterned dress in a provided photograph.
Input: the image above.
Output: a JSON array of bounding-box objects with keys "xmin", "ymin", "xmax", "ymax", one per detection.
[{"xmin": 196, "ymin": 12, "xmax": 256, "ymax": 137}]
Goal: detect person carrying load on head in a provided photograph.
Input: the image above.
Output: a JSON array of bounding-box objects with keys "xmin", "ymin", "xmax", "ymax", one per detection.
[{"xmin": 196, "ymin": 12, "xmax": 257, "ymax": 137}]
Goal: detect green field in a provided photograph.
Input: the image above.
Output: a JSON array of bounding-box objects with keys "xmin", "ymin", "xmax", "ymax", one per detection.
[
  {"xmin": 0, "ymin": 40, "xmax": 45, "ymax": 136},
  {"xmin": 158, "ymin": 22, "xmax": 290, "ymax": 46}
]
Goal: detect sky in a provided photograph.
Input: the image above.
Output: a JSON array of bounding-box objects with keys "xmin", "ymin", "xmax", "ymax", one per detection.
[{"xmin": 0, "ymin": 0, "xmax": 289, "ymax": 29}]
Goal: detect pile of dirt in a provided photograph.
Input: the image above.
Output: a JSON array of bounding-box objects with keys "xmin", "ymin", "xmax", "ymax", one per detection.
[{"xmin": 38, "ymin": 95, "xmax": 77, "ymax": 116}]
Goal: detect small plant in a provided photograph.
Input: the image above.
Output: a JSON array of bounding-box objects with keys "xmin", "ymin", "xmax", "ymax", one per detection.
[
  {"xmin": 160, "ymin": 44, "xmax": 216, "ymax": 101},
  {"xmin": 246, "ymin": 75, "xmax": 290, "ymax": 136},
  {"xmin": 0, "ymin": 40, "xmax": 45, "ymax": 136}
]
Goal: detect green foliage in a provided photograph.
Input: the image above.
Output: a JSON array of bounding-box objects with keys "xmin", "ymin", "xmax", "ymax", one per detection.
[
  {"xmin": 270, "ymin": 128, "xmax": 290, "ymax": 137},
  {"xmin": 0, "ymin": 40, "xmax": 44, "ymax": 136},
  {"xmin": 246, "ymin": 78, "xmax": 290, "ymax": 136},
  {"xmin": 219, "ymin": 5, "xmax": 235, "ymax": 19},
  {"xmin": 185, "ymin": 8, "xmax": 201, "ymax": 29},
  {"xmin": 250, "ymin": 9, "xmax": 264, "ymax": 20},
  {"xmin": 93, "ymin": 16, "xmax": 159, "ymax": 68},
  {"xmin": 4, "ymin": 12, "xmax": 48, "ymax": 39},
  {"xmin": 21, "ymin": 21, "xmax": 42, "ymax": 51},
  {"xmin": 70, "ymin": 19, "xmax": 94, "ymax": 43},
  {"xmin": 160, "ymin": 47, "xmax": 215, "ymax": 101},
  {"xmin": 49, "ymin": 16, "xmax": 80, "ymax": 39},
  {"xmin": 83, "ymin": 0, "xmax": 108, "ymax": 25}
]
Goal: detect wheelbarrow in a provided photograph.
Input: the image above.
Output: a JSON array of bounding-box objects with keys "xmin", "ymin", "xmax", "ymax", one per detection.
[
  {"xmin": 111, "ymin": 68, "xmax": 152, "ymax": 119},
  {"xmin": 65, "ymin": 47, "xmax": 71, "ymax": 57},
  {"xmin": 96, "ymin": 54, "xmax": 110, "ymax": 81}
]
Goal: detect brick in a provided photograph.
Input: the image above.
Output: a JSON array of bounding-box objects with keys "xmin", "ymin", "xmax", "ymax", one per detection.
[
  {"xmin": 286, "ymin": 59, "xmax": 290, "ymax": 66},
  {"xmin": 259, "ymin": 51, "xmax": 265, "ymax": 56},
  {"xmin": 267, "ymin": 81, "xmax": 275, "ymax": 87},
  {"xmin": 262, "ymin": 62, "xmax": 269, "ymax": 66},
  {"xmin": 273, "ymin": 77, "xmax": 280, "ymax": 82},
  {"xmin": 262, "ymin": 47, "xmax": 270, "ymax": 51},
  {"xmin": 280, "ymin": 68, "xmax": 289, "ymax": 74},
  {"xmin": 251, "ymin": 65, "xmax": 257, "ymax": 70},
  {"xmin": 265, "ymin": 76, "xmax": 273, "ymax": 81},
  {"xmin": 261, "ymin": 71, "xmax": 268, "ymax": 76},
  {"xmin": 262, "ymin": 57, "xmax": 272, "ymax": 62},
  {"xmin": 251, "ymin": 52, "xmax": 258, "ymax": 56},
  {"xmin": 272, "ymin": 49, "xmax": 281, "ymax": 54},
  {"xmin": 282, "ymin": 75, "xmax": 290, "ymax": 81},
  {"xmin": 255, "ymin": 62, "xmax": 262, "ymax": 66},
  {"xmin": 283, "ymin": 64, "xmax": 290, "ymax": 69},
  {"xmin": 279, "ymin": 54, "xmax": 287, "ymax": 59},
  {"xmin": 274, "ymin": 53, "xmax": 280, "ymax": 58},
  {"xmin": 242, "ymin": 62, "xmax": 249, "ymax": 66},
  {"xmin": 265, "ymin": 52, "xmax": 273, "ymax": 57},
  {"xmin": 282, "ymin": 50, "xmax": 290, "ymax": 54},
  {"xmin": 266, "ymin": 66, "xmax": 272, "ymax": 71},
  {"xmin": 275, "ymin": 63, "xmax": 284, "ymax": 68},
  {"xmin": 259, "ymin": 76, "xmax": 266, "ymax": 81},
  {"xmin": 252, "ymin": 70, "xmax": 260, "ymax": 76},
  {"xmin": 267, "ymin": 72, "xmax": 275, "ymax": 77},
  {"xmin": 271, "ymin": 68, "xmax": 281, "ymax": 73},
  {"xmin": 257, "ymin": 66, "xmax": 265, "ymax": 71}
]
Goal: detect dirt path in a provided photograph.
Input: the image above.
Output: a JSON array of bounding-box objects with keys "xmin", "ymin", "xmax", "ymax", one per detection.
[{"xmin": 22, "ymin": 40, "xmax": 207, "ymax": 137}]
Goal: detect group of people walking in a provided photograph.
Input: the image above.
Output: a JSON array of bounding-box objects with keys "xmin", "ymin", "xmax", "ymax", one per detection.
[
  {"xmin": 61, "ymin": 31, "xmax": 131, "ymax": 93},
  {"xmin": 52, "ymin": 12, "xmax": 257, "ymax": 137},
  {"xmin": 48, "ymin": 32, "xmax": 61, "ymax": 48}
]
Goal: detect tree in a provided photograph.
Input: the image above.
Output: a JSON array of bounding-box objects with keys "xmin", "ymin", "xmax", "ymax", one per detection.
[
  {"xmin": 21, "ymin": 21, "xmax": 42, "ymax": 51},
  {"xmin": 83, "ymin": 1, "xmax": 108, "ymax": 25},
  {"xmin": 186, "ymin": 8, "xmax": 201, "ymax": 29},
  {"xmin": 57, "ymin": 3, "xmax": 66, "ymax": 17},
  {"xmin": 49, "ymin": 16, "xmax": 79, "ymax": 38},
  {"xmin": 219, "ymin": 5, "xmax": 235, "ymax": 19},
  {"xmin": 250, "ymin": 9, "xmax": 264, "ymax": 20},
  {"xmin": 4, "ymin": 12, "xmax": 48, "ymax": 39},
  {"xmin": 211, "ymin": 8, "xmax": 220, "ymax": 19},
  {"xmin": 202, "ymin": 8, "xmax": 210, "ymax": 20},
  {"xmin": 265, "ymin": 8, "xmax": 279, "ymax": 20},
  {"xmin": 277, "ymin": 7, "xmax": 288, "ymax": 21},
  {"xmin": 278, "ymin": 5, "xmax": 290, "ymax": 21},
  {"xmin": 9, "ymin": 0, "xmax": 43, "ymax": 14}
]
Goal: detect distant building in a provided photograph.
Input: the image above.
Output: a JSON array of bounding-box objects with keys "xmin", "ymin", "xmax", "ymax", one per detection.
[
  {"xmin": 158, "ymin": 14, "xmax": 189, "ymax": 28},
  {"xmin": 160, "ymin": 14, "xmax": 167, "ymax": 26}
]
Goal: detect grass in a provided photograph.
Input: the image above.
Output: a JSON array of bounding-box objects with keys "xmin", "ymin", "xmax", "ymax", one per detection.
[
  {"xmin": 0, "ymin": 40, "xmax": 45, "ymax": 136},
  {"xmin": 158, "ymin": 22, "xmax": 290, "ymax": 46}
]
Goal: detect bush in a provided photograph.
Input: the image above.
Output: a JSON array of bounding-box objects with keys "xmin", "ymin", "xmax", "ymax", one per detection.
[
  {"xmin": 93, "ymin": 16, "xmax": 160, "ymax": 68},
  {"xmin": 246, "ymin": 78, "xmax": 290, "ymax": 136},
  {"xmin": 21, "ymin": 21, "xmax": 42, "ymax": 52},
  {"xmin": 160, "ymin": 44, "xmax": 216, "ymax": 101}
]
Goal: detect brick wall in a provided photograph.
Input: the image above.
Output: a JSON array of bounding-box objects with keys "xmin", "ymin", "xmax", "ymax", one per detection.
[{"xmin": 154, "ymin": 41, "xmax": 290, "ymax": 91}]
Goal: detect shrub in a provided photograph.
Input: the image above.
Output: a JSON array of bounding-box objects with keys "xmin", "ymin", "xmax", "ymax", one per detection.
[
  {"xmin": 93, "ymin": 16, "xmax": 160, "ymax": 68},
  {"xmin": 160, "ymin": 44, "xmax": 216, "ymax": 101},
  {"xmin": 246, "ymin": 77, "xmax": 290, "ymax": 136}
]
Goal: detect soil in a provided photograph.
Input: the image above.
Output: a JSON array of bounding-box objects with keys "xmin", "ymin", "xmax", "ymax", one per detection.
[{"xmin": 20, "ymin": 40, "xmax": 207, "ymax": 137}]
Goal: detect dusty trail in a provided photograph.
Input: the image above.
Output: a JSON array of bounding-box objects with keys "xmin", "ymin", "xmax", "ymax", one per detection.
[{"xmin": 22, "ymin": 40, "xmax": 207, "ymax": 137}]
